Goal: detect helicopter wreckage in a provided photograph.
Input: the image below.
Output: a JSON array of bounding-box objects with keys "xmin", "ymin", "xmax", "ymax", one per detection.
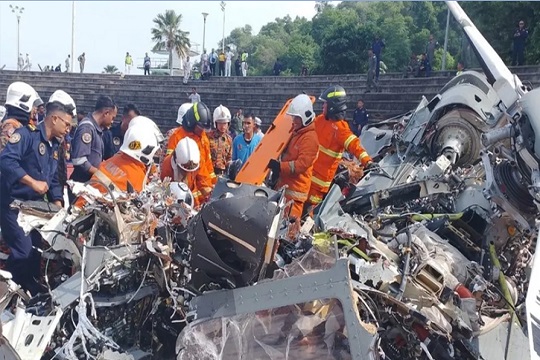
[{"xmin": 1, "ymin": 1, "xmax": 540, "ymax": 359}]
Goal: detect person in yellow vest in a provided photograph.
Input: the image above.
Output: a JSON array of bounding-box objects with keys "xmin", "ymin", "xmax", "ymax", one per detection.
[
  {"xmin": 241, "ymin": 51, "xmax": 249, "ymax": 76},
  {"xmin": 125, "ymin": 52, "xmax": 133, "ymax": 74}
]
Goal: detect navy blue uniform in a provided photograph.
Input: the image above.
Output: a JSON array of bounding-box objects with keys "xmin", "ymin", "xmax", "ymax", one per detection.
[
  {"xmin": 352, "ymin": 108, "xmax": 369, "ymax": 136},
  {"xmin": 0, "ymin": 122, "xmax": 61, "ymax": 293},
  {"xmin": 70, "ymin": 115, "xmax": 104, "ymax": 183},
  {"xmin": 102, "ymin": 122, "xmax": 123, "ymax": 160}
]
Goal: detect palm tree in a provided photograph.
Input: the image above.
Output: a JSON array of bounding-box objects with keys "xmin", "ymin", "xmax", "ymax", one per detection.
[
  {"xmin": 151, "ymin": 10, "xmax": 190, "ymax": 75},
  {"xmin": 103, "ymin": 65, "xmax": 119, "ymax": 74}
]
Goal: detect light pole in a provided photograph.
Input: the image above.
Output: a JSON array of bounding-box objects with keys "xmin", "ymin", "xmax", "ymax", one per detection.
[
  {"xmin": 202, "ymin": 12, "xmax": 208, "ymax": 54},
  {"xmin": 71, "ymin": 1, "xmax": 75, "ymax": 72},
  {"xmin": 9, "ymin": 4, "xmax": 24, "ymax": 70},
  {"xmin": 220, "ymin": 1, "xmax": 226, "ymax": 52},
  {"xmin": 442, "ymin": 8, "xmax": 450, "ymax": 71}
]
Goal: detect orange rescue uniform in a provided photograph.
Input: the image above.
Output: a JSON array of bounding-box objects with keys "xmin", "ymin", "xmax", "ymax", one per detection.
[
  {"xmin": 307, "ymin": 114, "xmax": 372, "ymax": 206},
  {"xmin": 160, "ymin": 154, "xmax": 203, "ymax": 207},
  {"xmin": 74, "ymin": 152, "xmax": 148, "ymax": 207},
  {"xmin": 166, "ymin": 127, "xmax": 217, "ymax": 190},
  {"xmin": 276, "ymin": 122, "xmax": 319, "ymax": 218}
]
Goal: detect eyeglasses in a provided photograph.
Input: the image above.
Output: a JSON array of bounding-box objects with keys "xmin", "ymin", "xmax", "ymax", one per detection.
[{"xmin": 56, "ymin": 114, "xmax": 72, "ymax": 128}]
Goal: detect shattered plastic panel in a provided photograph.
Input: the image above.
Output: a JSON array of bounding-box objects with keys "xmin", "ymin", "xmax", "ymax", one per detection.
[{"xmin": 177, "ymin": 298, "xmax": 351, "ymax": 360}]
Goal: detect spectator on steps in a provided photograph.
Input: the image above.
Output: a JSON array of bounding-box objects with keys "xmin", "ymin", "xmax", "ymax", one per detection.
[
  {"xmin": 144, "ymin": 53, "xmax": 151, "ymax": 75},
  {"xmin": 241, "ymin": 50, "xmax": 249, "ymax": 76},
  {"xmin": 188, "ymin": 88, "xmax": 201, "ymax": 104},
  {"xmin": 301, "ymin": 64, "xmax": 308, "ymax": 76},
  {"xmin": 273, "ymin": 58, "xmax": 283, "ymax": 76},
  {"xmin": 404, "ymin": 54, "xmax": 419, "ymax": 78},
  {"xmin": 24, "ymin": 54, "xmax": 32, "ymax": 71},
  {"xmin": 512, "ymin": 20, "xmax": 528, "ymax": 66},
  {"xmin": 183, "ymin": 56, "xmax": 192, "ymax": 84},
  {"xmin": 17, "ymin": 53, "xmax": 24, "ymax": 71},
  {"xmin": 371, "ymin": 35, "xmax": 385, "ymax": 81},
  {"xmin": 366, "ymin": 49, "xmax": 379, "ymax": 93},
  {"xmin": 235, "ymin": 57, "xmax": 241, "ymax": 76},
  {"xmin": 225, "ymin": 47, "xmax": 234, "ymax": 77},
  {"xmin": 78, "ymin": 52, "xmax": 85, "ymax": 73},
  {"xmin": 65, "ymin": 55, "xmax": 71, "ymax": 73},
  {"xmin": 218, "ymin": 50, "xmax": 226, "ymax": 76},
  {"xmin": 55, "ymin": 64, "xmax": 62, "ymax": 72},
  {"xmin": 426, "ymin": 34, "xmax": 439, "ymax": 65},
  {"xmin": 209, "ymin": 49, "xmax": 217, "ymax": 76},
  {"xmin": 352, "ymin": 99, "xmax": 369, "ymax": 136},
  {"xmin": 417, "ymin": 53, "xmax": 431, "ymax": 77},
  {"xmin": 125, "ymin": 52, "xmax": 133, "ymax": 74}
]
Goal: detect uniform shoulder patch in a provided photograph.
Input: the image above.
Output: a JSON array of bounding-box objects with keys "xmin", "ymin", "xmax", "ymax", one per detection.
[
  {"xmin": 81, "ymin": 132, "xmax": 92, "ymax": 144},
  {"xmin": 113, "ymin": 137, "xmax": 121, "ymax": 146},
  {"xmin": 39, "ymin": 142, "xmax": 46, "ymax": 155},
  {"xmin": 9, "ymin": 132, "xmax": 21, "ymax": 144},
  {"xmin": 128, "ymin": 140, "xmax": 141, "ymax": 150}
]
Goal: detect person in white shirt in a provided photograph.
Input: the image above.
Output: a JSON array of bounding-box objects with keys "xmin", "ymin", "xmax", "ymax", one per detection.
[
  {"xmin": 24, "ymin": 53, "xmax": 32, "ymax": 71},
  {"xmin": 183, "ymin": 56, "xmax": 191, "ymax": 84},
  {"xmin": 17, "ymin": 54, "xmax": 24, "ymax": 71},
  {"xmin": 187, "ymin": 87, "xmax": 201, "ymax": 103},
  {"xmin": 241, "ymin": 51, "xmax": 249, "ymax": 77},
  {"xmin": 65, "ymin": 55, "xmax": 71, "ymax": 72},
  {"xmin": 254, "ymin": 117, "xmax": 264, "ymax": 138},
  {"xmin": 225, "ymin": 48, "xmax": 234, "ymax": 77}
]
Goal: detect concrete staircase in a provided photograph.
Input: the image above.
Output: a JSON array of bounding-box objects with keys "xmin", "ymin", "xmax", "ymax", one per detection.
[{"xmin": 1, "ymin": 66, "xmax": 539, "ymax": 132}]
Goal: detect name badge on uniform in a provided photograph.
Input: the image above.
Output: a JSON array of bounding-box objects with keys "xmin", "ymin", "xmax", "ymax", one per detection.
[
  {"xmin": 113, "ymin": 137, "xmax": 121, "ymax": 146},
  {"xmin": 39, "ymin": 142, "xmax": 46, "ymax": 156},
  {"xmin": 9, "ymin": 133, "xmax": 21, "ymax": 144},
  {"xmin": 82, "ymin": 133, "xmax": 92, "ymax": 144},
  {"xmin": 53, "ymin": 151, "xmax": 59, "ymax": 160}
]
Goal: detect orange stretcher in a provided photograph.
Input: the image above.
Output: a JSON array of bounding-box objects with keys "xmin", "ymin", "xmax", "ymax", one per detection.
[{"xmin": 235, "ymin": 95, "xmax": 316, "ymax": 185}]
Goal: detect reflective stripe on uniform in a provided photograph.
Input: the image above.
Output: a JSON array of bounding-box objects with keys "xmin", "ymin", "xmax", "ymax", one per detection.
[
  {"xmin": 309, "ymin": 195, "xmax": 323, "ymax": 204},
  {"xmin": 166, "ymin": 149, "xmax": 174, "ymax": 155},
  {"xmin": 93, "ymin": 170, "xmax": 122, "ymax": 192},
  {"xmin": 193, "ymin": 103, "xmax": 200, "ymax": 121},
  {"xmin": 344, "ymin": 134, "xmax": 356, "ymax": 149},
  {"xmin": 285, "ymin": 189, "xmax": 307, "ymax": 201},
  {"xmin": 192, "ymin": 191, "xmax": 202, "ymax": 198},
  {"xmin": 359, "ymin": 151, "xmax": 370, "ymax": 160},
  {"xmin": 319, "ymin": 145, "xmax": 342, "ymax": 159},
  {"xmin": 289, "ymin": 161, "xmax": 296, "ymax": 174},
  {"xmin": 210, "ymin": 172, "xmax": 217, "ymax": 179},
  {"xmin": 310, "ymin": 176, "xmax": 332, "ymax": 188},
  {"xmin": 327, "ymin": 91, "xmax": 346, "ymax": 98},
  {"xmin": 72, "ymin": 156, "xmax": 88, "ymax": 166}
]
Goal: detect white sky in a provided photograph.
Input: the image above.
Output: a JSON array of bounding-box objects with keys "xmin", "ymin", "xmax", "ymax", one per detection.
[{"xmin": 0, "ymin": 1, "xmax": 319, "ymax": 74}]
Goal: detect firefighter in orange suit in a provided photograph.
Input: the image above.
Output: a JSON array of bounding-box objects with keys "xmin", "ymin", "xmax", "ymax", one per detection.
[
  {"xmin": 267, "ymin": 94, "xmax": 319, "ymax": 219},
  {"xmin": 75, "ymin": 116, "xmax": 162, "ymax": 207},
  {"xmin": 160, "ymin": 137, "xmax": 204, "ymax": 207},
  {"xmin": 306, "ymin": 85, "xmax": 376, "ymax": 210},
  {"xmin": 165, "ymin": 102, "xmax": 216, "ymax": 195}
]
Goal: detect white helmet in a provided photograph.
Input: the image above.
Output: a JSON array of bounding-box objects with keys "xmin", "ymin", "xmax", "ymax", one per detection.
[
  {"xmin": 213, "ymin": 105, "xmax": 231, "ymax": 128},
  {"xmin": 174, "ymin": 137, "xmax": 200, "ymax": 172},
  {"xmin": 176, "ymin": 103, "xmax": 194, "ymax": 125},
  {"xmin": 0, "ymin": 106, "xmax": 6, "ymax": 120},
  {"xmin": 169, "ymin": 181, "xmax": 194, "ymax": 207},
  {"xmin": 254, "ymin": 117, "xmax": 262, "ymax": 127},
  {"xmin": 286, "ymin": 94, "xmax": 314, "ymax": 126},
  {"xmin": 5, "ymin": 81, "xmax": 43, "ymax": 113},
  {"xmin": 120, "ymin": 122, "xmax": 160, "ymax": 165},
  {"xmin": 128, "ymin": 115, "xmax": 165, "ymax": 144},
  {"xmin": 47, "ymin": 90, "xmax": 77, "ymax": 117}
]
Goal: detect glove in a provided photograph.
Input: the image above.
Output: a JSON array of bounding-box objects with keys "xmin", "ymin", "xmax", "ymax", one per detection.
[
  {"xmin": 268, "ymin": 159, "xmax": 281, "ymax": 177},
  {"xmin": 364, "ymin": 161, "xmax": 380, "ymax": 171}
]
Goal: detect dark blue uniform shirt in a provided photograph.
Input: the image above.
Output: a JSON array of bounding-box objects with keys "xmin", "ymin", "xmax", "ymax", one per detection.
[
  {"xmin": 353, "ymin": 108, "xmax": 369, "ymax": 127},
  {"xmin": 70, "ymin": 114, "xmax": 104, "ymax": 182},
  {"xmin": 0, "ymin": 122, "xmax": 62, "ymax": 207},
  {"xmin": 102, "ymin": 122, "xmax": 123, "ymax": 160}
]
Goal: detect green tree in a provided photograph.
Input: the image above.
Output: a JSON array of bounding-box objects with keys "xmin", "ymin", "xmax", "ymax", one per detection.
[
  {"xmin": 151, "ymin": 10, "xmax": 191, "ymax": 74},
  {"xmin": 103, "ymin": 65, "xmax": 119, "ymax": 74}
]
